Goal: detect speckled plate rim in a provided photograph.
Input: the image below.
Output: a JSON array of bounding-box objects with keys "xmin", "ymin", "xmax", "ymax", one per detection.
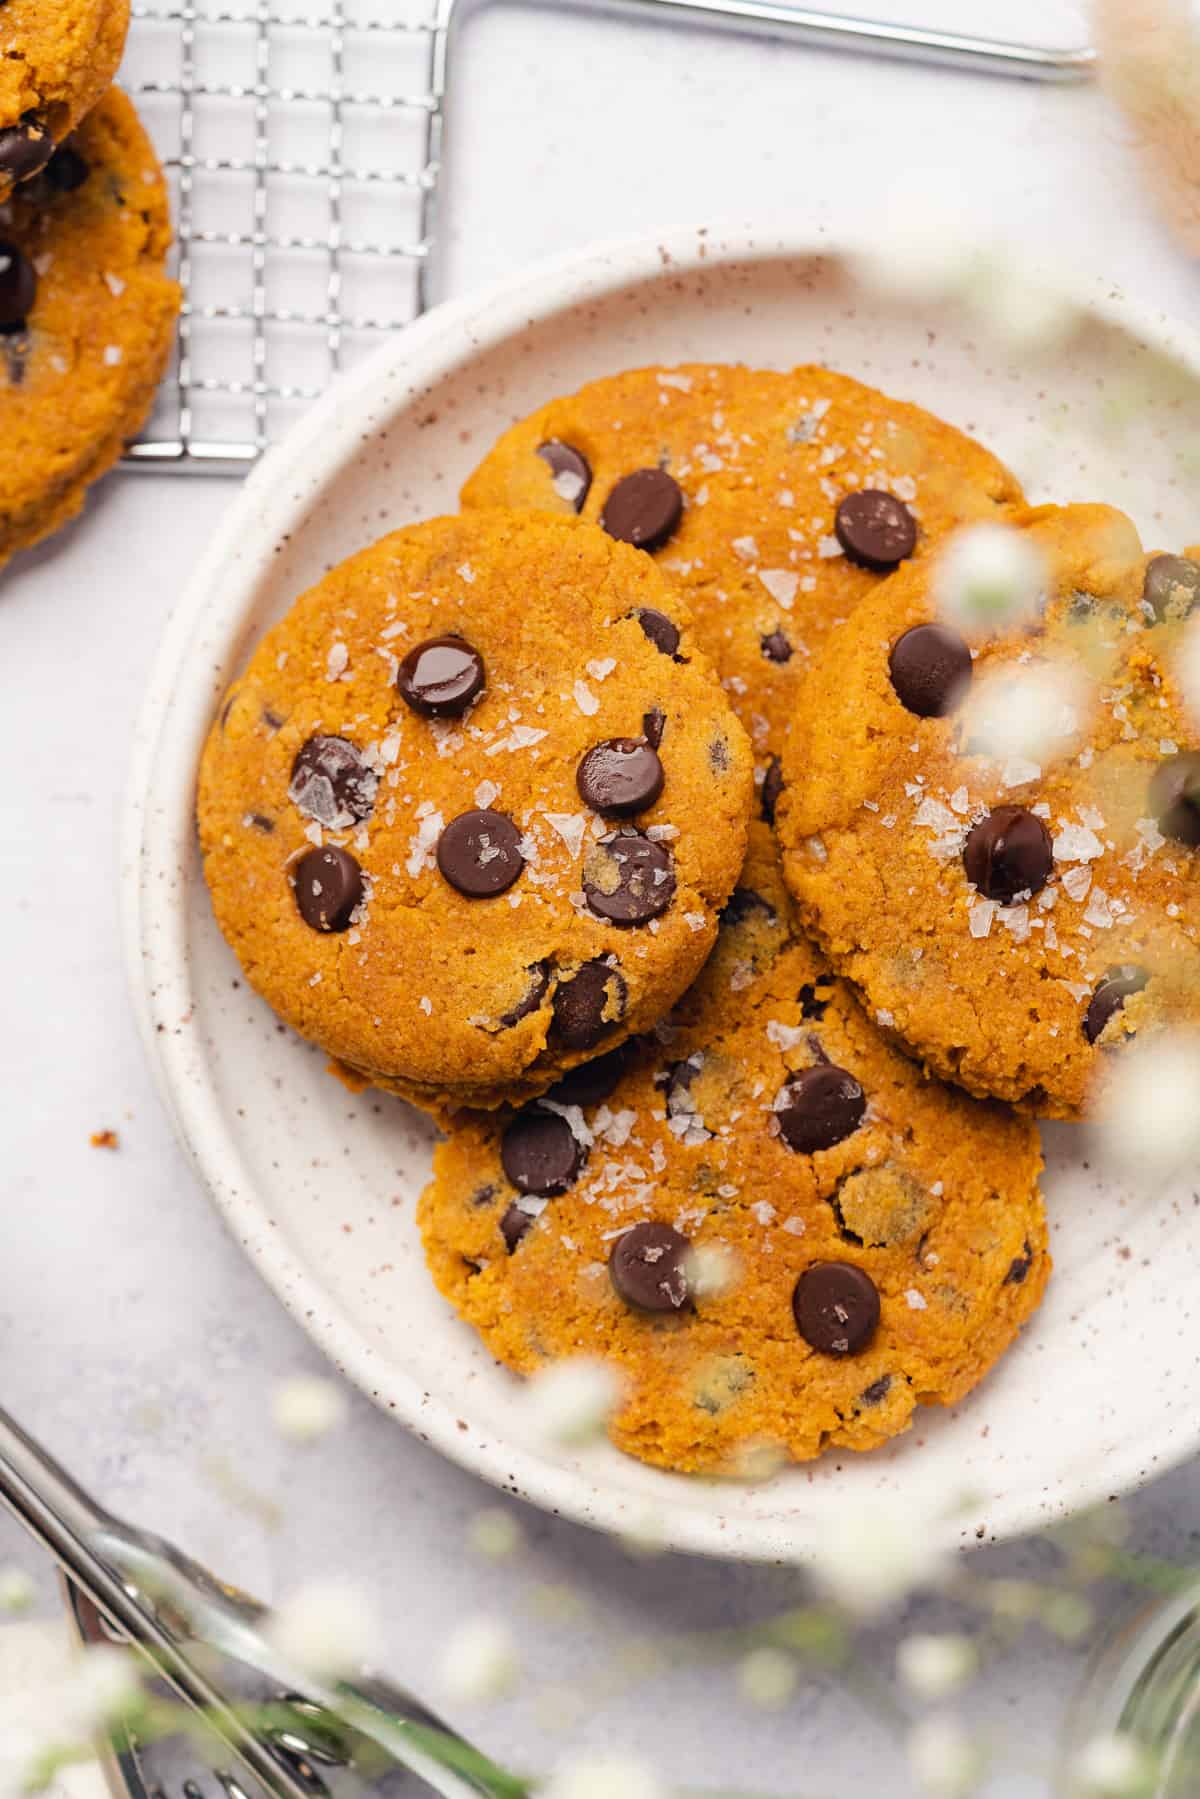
[{"xmin": 123, "ymin": 223, "xmax": 1200, "ymax": 1562}]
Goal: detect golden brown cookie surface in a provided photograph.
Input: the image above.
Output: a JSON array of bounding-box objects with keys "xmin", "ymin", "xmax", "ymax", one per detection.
[
  {"xmin": 778, "ymin": 503, "xmax": 1200, "ymax": 1119},
  {"xmin": 418, "ymin": 825, "xmax": 1048, "ymax": 1475},
  {"xmin": 198, "ymin": 511, "xmax": 754, "ymax": 1116},
  {"xmin": 462, "ymin": 363, "xmax": 1023, "ymax": 792},
  {"xmin": 0, "ymin": 89, "xmax": 179, "ymax": 566},
  {"xmin": 0, "ymin": 0, "xmax": 130, "ymax": 198}
]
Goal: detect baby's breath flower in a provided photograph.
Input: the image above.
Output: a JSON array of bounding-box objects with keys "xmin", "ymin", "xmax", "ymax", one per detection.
[
  {"xmin": 272, "ymin": 1374, "xmax": 346, "ymax": 1443},
  {"xmin": 685, "ymin": 1242, "xmax": 740, "ymax": 1300},
  {"xmin": 524, "ymin": 1357, "xmax": 623, "ymax": 1447},
  {"xmin": 897, "ymin": 1633, "xmax": 977, "ymax": 1701},
  {"xmin": 542, "ymin": 1752, "xmax": 666, "ymax": 1799},
  {"xmin": 810, "ymin": 1497, "xmax": 949, "ymax": 1617},
  {"xmin": 961, "ymin": 661, "xmax": 1088, "ymax": 768},
  {"xmin": 1043, "ymin": 1591, "xmax": 1094, "ymax": 1641},
  {"xmin": 268, "ymin": 1576, "xmax": 379, "ymax": 1677},
  {"xmin": 935, "ymin": 522, "xmax": 1047, "ymax": 636},
  {"xmin": 64, "ymin": 1645, "xmax": 143, "ymax": 1728},
  {"xmin": 1072, "ymin": 1731, "xmax": 1154, "ymax": 1796},
  {"xmin": 438, "ymin": 1616, "xmax": 519, "ymax": 1704},
  {"xmin": 1090, "ymin": 1033, "xmax": 1200, "ymax": 1177},
  {"xmin": 0, "ymin": 1566, "xmax": 34, "ymax": 1613},
  {"xmin": 907, "ymin": 1715, "xmax": 982, "ymax": 1798},
  {"xmin": 467, "ymin": 1507, "xmax": 524, "ymax": 1559},
  {"xmin": 738, "ymin": 1646, "xmax": 797, "ymax": 1709},
  {"xmin": 987, "ymin": 1578, "xmax": 1041, "ymax": 1622}
]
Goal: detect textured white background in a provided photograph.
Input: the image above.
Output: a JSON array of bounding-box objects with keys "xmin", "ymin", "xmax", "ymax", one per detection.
[{"xmin": 4, "ymin": 2, "xmax": 1198, "ymax": 1793}]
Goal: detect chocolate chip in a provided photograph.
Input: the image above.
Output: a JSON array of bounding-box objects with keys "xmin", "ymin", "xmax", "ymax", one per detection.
[
  {"xmin": 889, "ymin": 623, "xmax": 972, "ymax": 717},
  {"xmin": 550, "ymin": 958, "xmax": 627, "ymax": 1050},
  {"xmin": 1149, "ymin": 751, "xmax": 1200, "ymax": 846},
  {"xmin": 1143, "ymin": 553, "xmax": 1200, "ymax": 620},
  {"xmin": 397, "ymin": 635, "xmax": 485, "ymax": 717},
  {"xmin": 642, "ymin": 707, "xmax": 666, "ymax": 748},
  {"xmin": 775, "ymin": 1065, "xmax": 866, "ymax": 1155},
  {"xmin": 293, "ymin": 846, "xmax": 363, "ymax": 933},
  {"xmin": 601, "ymin": 469, "xmax": 684, "ymax": 552},
  {"xmin": 798, "ymin": 978, "xmax": 834, "ymax": 1021},
  {"xmin": 1004, "ymin": 1241, "xmax": 1034, "ymax": 1286},
  {"xmin": 247, "ymin": 813, "xmax": 274, "ymax": 833},
  {"xmin": 536, "ymin": 439, "xmax": 591, "ymax": 512},
  {"xmin": 576, "ymin": 737, "xmax": 664, "ymax": 817},
  {"xmin": 499, "ymin": 961, "xmax": 550, "ymax": 1028},
  {"xmin": 792, "ymin": 1262, "xmax": 880, "ymax": 1355},
  {"xmin": 262, "ymin": 707, "xmax": 285, "ymax": 731},
  {"xmin": 761, "ymin": 630, "xmax": 793, "ymax": 664},
  {"xmin": 721, "ymin": 887, "xmax": 777, "ymax": 927},
  {"xmin": 500, "ymin": 1108, "xmax": 583, "ymax": 1196},
  {"xmin": 583, "ymin": 830, "xmax": 675, "ymax": 925},
  {"xmin": 500, "ymin": 1203, "xmax": 533, "ymax": 1252},
  {"xmin": 609, "ymin": 1221, "xmax": 691, "ymax": 1312},
  {"xmin": 861, "ymin": 1374, "xmax": 892, "ymax": 1405},
  {"xmin": 633, "ymin": 608, "xmax": 680, "ymax": 657},
  {"xmin": 437, "ymin": 809, "xmax": 525, "ymax": 898},
  {"xmin": 42, "ymin": 145, "xmax": 89, "ymax": 192},
  {"xmin": 1, "ymin": 329, "xmax": 27, "ymax": 384},
  {"xmin": 545, "ymin": 1039, "xmax": 637, "ymax": 1106},
  {"xmin": 470, "ymin": 1184, "xmax": 497, "ymax": 1208},
  {"xmin": 1083, "ymin": 965, "xmax": 1149, "ymax": 1044},
  {"xmin": 962, "ymin": 806, "xmax": 1053, "ymax": 903},
  {"xmin": 0, "ymin": 120, "xmax": 52, "ymax": 182},
  {"xmin": 289, "ymin": 735, "xmax": 377, "ymax": 827},
  {"xmin": 834, "ymin": 490, "xmax": 917, "ymax": 571},
  {"xmin": 761, "ymin": 757, "xmax": 783, "ymax": 824},
  {"xmin": 0, "ymin": 241, "xmax": 36, "ymax": 330}
]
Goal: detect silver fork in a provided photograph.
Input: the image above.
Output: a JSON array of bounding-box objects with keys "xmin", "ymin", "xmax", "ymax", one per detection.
[{"xmin": 0, "ymin": 1407, "xmax": 506, "ymax": 1799}]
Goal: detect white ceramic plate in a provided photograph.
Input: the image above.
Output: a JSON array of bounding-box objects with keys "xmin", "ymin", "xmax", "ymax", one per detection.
[{"xmin": 126, "ymin": 227, "xmax": 1200, "ymax": 1562}]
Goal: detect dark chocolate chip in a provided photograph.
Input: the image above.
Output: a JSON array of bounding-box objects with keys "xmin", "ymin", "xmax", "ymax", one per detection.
[
  {"xmin": 798, "ymin": 979, "xmax": 834, "ymax": 1021},
  {"xmin": 609, "ymin": 1221, "xmax": 691, "ymax": 1312},
  {"xmin": 536, "ymin": 439, "xmax": 591, "ymax": 512},
  {"xmin": 775, "ymin": 1064, "xmax": 866, "ymax": 1155},
  {"xmin": 500, "ymin": 1108, "xmax": 583, "ymax": 1196},
  {"xmin": 834, "ymin": 489, "xmax": 917, "ymax": 572},
  {"xmin": 550, "ymin": 958, "xmax": 627, "ymax": 1050},
  {"xmin": 289, "ymin": 735, "xmax": 377, "ymax": 827},
  {"xmin": 792, "ymin": 1262, "xmax": 881, "ymax": 1355},
  {"xmin": 545, "ymin": 1039, "xmax": 637, "ymax": 1107},
  {"xmin": 470, "ymin": 1184, "xmax": 497, "ymax": 1208},
  {"xmin": 1, "ymin": 328, "xmax": 27, "ymax": 383},
  {"xmin": 1004, "ymin": 1241, "xmax": 1034, "ymax": 1286},
  {"xmin": 247, "ymin": 813, "xmax": 274, "ymax": 834},
  {"xmin": 601, "ymin": 468, "xmax": 684, "ymax": 552},
  {"xmin": 1083, "ymin": 965, "xmax": 1149, "ymax": 1045},
  {"xmin": 499, "ymin": 961, "xmax": 550, "ymax": 1028},
  {"xmin": 0, "ymin": 240, "xmax": 36, "ymax": 330},
  {"xmin": 500, "ymin": 1203, "xmax": 534, "ymax": 1252},
  {"xmin": 861, "ymin": 1374, "xmax": 892, "ymax": 1405},
  {"xmin": 576, "ymin": 737, "xmax": 664, "ymax": 817},
  {"xmin": 1143, "ymin": 553, "xmax": 1200, "ymax": 620},
  {"xmin": 262, "ymin": 707, "xmax": 285, "ymax": 731},
  {"xmin": 583, "ymin": 830, "xmax": 675, "ymax": 925},
  {"xmin": 437, "ymin": 809, "xmax": 525, "ymax": 898},
  {"xmin": 721, "ymin": 887, "xmax": 777, "ymax": 928},
  {"xmin": 888, "ymin": 623, "xmax": 972, "ymax": 718},
  {"xmin": 761, "ymin": 756, "xmax": 783, "ymax": 825},
  {"xmin": 633, "ymin": 608, "xmax": 681, "ymax": 657},
  {"xmin": 42, "ymin": 145, "xmax": 89, "ymax": 192},
  {"xmin": 397, "ymin": 635, "xmax": 485, "ymax": 717},
  {"xmin": 293, "ymin": 846, "xmax": 363, "ymax": 933},
  {"xmin": 642, "ymin": 707, "xmax": 666, "ymax": 748},
  {"xmin": 0, "ymin": 120, "xmax": 53, "ymax": 182},
  {"xmin": 1149, "ymin": 751, "xmax": 1200, "ymax": 847},
  {"xmin": 760, "ymin": 629, "xmax": 793, "ymax": 664},
  {"xmin": 962, "ymin": 806, "xmax": 1053, "ymax": 903}
]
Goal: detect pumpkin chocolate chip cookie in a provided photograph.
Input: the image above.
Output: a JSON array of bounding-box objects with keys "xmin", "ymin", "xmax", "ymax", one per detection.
[
  {"xmin": 461, "ymin": 363, "xmax": 1023, "ymax": 811},
  {"xmin": 0, "ymin": 88, "xmax": 179, "ymax": 566},
  {"xmin": 777, "ymin": 502, "xmax": 1200, "ymax": 1119},
  {"xmin": 418, "ymin": 824, "xmax": 1048, "ymax": 1475},
  {"xmin": 0, "ymin": 0, "xmax": 130, "ymax": 199},
  {"xmin": 198, "ymin": 510, "xmax": 754, "ymax": 1117}
]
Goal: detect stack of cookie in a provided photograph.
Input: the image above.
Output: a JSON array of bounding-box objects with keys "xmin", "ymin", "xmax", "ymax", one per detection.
[
  {"xmin": 0, "ymin": 2, "xmax": 179, "ymax": 568},
  {"xmin": 198, "ymin": 361, "xmax": 1200, "ymax": 1478}
]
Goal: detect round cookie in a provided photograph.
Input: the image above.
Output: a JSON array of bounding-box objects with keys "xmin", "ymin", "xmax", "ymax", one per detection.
[
  {"xmin": 198, "ymin": 510, "xmax": 754, "ymax": 1117},
  {"xmin": 461, "ymin": 363, "xmax": 1023, "ymax": 806},
  {"xmin": 0, "ymin": 0, "xmax": 130, "ymax": 200},
  {"xmin": 0, "ymin": 89, "xmax": 180, "ymax": 566},
  {"xmin": 418, "ymin": 823, "xmax": 1048, "ymax": 1475},
  {"xmin": 777, "ymin": 502, "xmax": 1200, "ymax": 1119}
]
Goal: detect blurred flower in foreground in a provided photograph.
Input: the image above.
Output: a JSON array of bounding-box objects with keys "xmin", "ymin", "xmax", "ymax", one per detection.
[
  {"xmin": 960, "ymin": 659, "xmax": 1088, "ymax": 770},
  {"xmin": 468, "ymin": 1506, "xmax": 524, "ymax": 1559},
  {"xmin": 738, "ymin": 1645, "xmax": 798, "ymax": 1709},
  {"xmin": 1176, "ymin": 612, "xmax": 1200, "ymax": 725},
  {"xmin": 543, "ymin": 1753, "xmax": 666, "ymax": 1799},
  {"xmin": 1089, "ymin": 1032, "xmax": 1200, "ymax": 1178},
  {"xmin": 1071, "ymin": 1729, "xmax": 1154, "ymax": 1796},
  {"xmin": 1095, "ymin": 0, "xmax": 1200, "ymax": 258},
  {"xmin": 272, "ymin": 1373, "xmax": 347, "ymax": 1443},
  {"xmin": 438, "ymin": 1615, "xmax": 519, "ymax": 1704},
  {"xmin": 268, "ymin": 1576, "xmax": 379, "ymax": 1677},
  {"xmin": 935, "ymin": 522, "xmax": 1047, "ymax": 636},
  {"xmin": 810, "ymin": 1496, "xmax": 950, "ymax": 1617},
  {"xmin": 523, "ymin": 1357, "xmax": 623, "ymax": 1448},
  {"xmin": 907, "ymin": 1715, "xmax": 981, "ymax": 1798},
  {"xmin": 0, "ymin": 1566, "xmax": 34, "ymax": 1612},
  {"xmin": 897, "ymin": 1633, "xmax": 977, "ymax": 1701}
]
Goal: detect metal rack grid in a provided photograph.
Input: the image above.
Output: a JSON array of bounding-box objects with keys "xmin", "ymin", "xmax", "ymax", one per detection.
[{"xmin": 120, "ymin": 0, "xmax": 450, "ymax": 471}]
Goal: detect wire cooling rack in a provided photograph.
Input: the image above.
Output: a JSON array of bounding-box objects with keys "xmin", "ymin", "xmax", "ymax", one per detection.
[{"xmin": 120, "ymin": 0, "xmax": 450, "ymax": 471}]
